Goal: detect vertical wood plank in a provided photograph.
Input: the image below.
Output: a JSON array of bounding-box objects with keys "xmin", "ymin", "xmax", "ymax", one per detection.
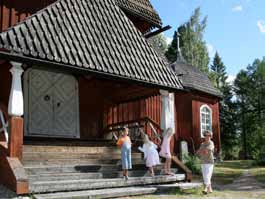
[{"xmin": 8, "ymin": 117, "xmax": 23, "ymax": 160}]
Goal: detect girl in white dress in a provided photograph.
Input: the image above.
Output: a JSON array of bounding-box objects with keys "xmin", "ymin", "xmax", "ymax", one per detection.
[{"xmin": 138, "ymin": 134, "xmax": 160, "ymax": 177}]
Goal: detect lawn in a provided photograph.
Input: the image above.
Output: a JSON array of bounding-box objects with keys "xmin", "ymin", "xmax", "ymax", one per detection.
[
  {"xmin": 251, "ymin": 167, "xmax": 265, "ymax": 183},
  {"xmin": 127, "ymin": 160, "xmax": 265, "ymax": 199},
  {"xmin": 212, "ymin": 160, "xmax": 252, "ymax": 185}
]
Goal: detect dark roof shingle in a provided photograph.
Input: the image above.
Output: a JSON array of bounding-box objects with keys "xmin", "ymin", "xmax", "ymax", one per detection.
[
  {"xmin": 115, "ymin": 0, "xmax": 162, "ymax": 28},
  {"xmin": 171, "ymin": 61, "xmax": 222, "ymax": 97},
  {"xmin": 0, "ymin": 0, "xmax": 182, "ymax": 90}
]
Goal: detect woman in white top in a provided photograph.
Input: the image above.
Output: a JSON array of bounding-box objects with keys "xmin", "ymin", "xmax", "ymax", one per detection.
[{"xmin": 138, "ymin": 134, "xmax": 160, "ymax": 176}]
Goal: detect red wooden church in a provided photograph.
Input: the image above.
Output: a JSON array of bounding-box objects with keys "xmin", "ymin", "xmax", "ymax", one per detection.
[{"xmin": 0, "ymin": 0, "xmax": 221, "ymax": 197}]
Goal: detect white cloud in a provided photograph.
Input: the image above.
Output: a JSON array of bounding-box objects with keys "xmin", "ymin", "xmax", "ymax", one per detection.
[
  {"xmin": 206, "ymin": 43, "xmax": 216, "ymax": 59},
  {"xmin": 165, "ymin": 37, "xmax": 173, "ymax": 45},
  {"xmin": 226, "ymin": 75, "xmax": 236, "ymax": 85},
  {"xmin": 232, "ymin": 5, "xmax": 243, "ymax": 12},
  {"xmin": 257, "ymin": 20, "xmax": 265, "ymax": 34}
]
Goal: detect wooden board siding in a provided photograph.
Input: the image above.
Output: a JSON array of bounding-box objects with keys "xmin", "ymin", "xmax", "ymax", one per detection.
[
  {"xmin": 191, "ymin": 93, "xmax": 220, "ymax": 153},
  {"xmin": 106, "ymin": 95, "xmax": 162, "ymax": 138},
  {"xmin": 0, "ymin": 0, "xmax": 56, "ymax": 32},
  {"xmin": 174, "ymin": 92, "xmax": 221, "ymax": 154},
  {"xmin": 79, "ymin": 78, "xmax": 105, "ymax": 140},
  {"xmin": 174, "ymin": 93, "xmax": 193, "ymax": 154}
]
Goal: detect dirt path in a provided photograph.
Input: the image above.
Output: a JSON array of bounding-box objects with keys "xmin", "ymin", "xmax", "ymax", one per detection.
[{"xmin": 217, "ymin": 170, "xmax": 265, "ymax": 191}]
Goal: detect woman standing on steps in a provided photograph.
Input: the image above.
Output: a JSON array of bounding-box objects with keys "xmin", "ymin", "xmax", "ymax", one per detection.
[
  {"xmin": 196, "ymin": 130, "xmax": 215, "ymax": 194},
  {"xmin": 159, "ymin": 127, "xmax": 175, "ymax": 175},
  {"xmin": 114, "ymin": 127, "xmax": 132, "ymax": 180}
]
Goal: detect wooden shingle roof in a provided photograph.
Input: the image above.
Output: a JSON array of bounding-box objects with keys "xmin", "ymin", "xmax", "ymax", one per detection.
[
  {"xmin": 171, "ymin": 61, "xmax": 222, "ymax": 97},
  {"xmin": 0, "ymin": 0, "xmax": 182, "ymax": 90},
  {"xmin": 116, "ymin": 0, "xmax": 162, "ymax": 28}
]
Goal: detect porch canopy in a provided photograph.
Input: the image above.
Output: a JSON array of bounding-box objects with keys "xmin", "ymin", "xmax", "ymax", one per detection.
[
  {"xmin": 116, "ymin": 0, "xmax": 162, "ymax": 28},
  {"xmin": 0, "ymin": 0, "xmax": 182, "ymax": 92}
]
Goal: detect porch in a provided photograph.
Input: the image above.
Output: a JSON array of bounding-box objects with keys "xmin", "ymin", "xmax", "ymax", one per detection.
[{"xmin": 0, "ymin": 62, "xmax": 189, "ymax": 195}]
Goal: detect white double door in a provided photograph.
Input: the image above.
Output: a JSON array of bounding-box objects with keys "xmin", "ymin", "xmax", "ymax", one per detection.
[{"xmin": 25, "ymin": 68, "xmax": 80, "ymax": 138}]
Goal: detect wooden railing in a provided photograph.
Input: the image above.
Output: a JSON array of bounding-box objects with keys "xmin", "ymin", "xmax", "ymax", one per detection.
[
  {"xmin": 0, "ymin": 109, "xmax": 8, "ymax": 144},
  {"xmin": 104, "ymin": 117, "xmax": 163, "ymax": 146},
  {"xmin": 104, "ymin": 117, "xmax": 193, "ymax": 181}
]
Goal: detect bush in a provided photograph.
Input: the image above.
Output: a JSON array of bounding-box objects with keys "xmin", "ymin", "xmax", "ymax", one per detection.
[{"xmin": 183, "ymin": 154, "xmax": 201, "ymax": 175}]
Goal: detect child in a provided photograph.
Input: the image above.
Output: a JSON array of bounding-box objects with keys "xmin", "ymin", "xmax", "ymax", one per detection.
[
  {"xmin": 138, "ymin": 134, "xmax": 160, "ymax": 177},
  {"xmin": 114, "ymin": 127, "xmax": 132, "ymax": 180},
  {"xmin": 159, "ymin": 127, "xmax": 175, "ymax": 175},
  {"xmin": 196, "ymin": 130, "xmax": 215, "ymax": 194}
]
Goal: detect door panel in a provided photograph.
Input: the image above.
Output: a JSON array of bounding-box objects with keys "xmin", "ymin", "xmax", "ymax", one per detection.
[
  {"xmin": 28, "ymin": 69, "xmax": 54, "ymax": 135},
  {"xmin": 27, "ymin": 68, "xmax": 80, "ymax": 138},
  {"xmin": 53, "ymin": 73, "xmax": 79, "ymax": 137}
]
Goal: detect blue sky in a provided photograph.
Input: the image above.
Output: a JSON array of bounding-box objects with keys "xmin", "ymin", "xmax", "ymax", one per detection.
[{"xmin": 150, "ymin": 0, "xmax": 265, "ymax": 81}]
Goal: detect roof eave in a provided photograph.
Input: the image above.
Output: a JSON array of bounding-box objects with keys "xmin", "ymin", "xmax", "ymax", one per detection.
[{"xmin": 0, "ymin": 51, "xmax": 182, "ymax": 92}]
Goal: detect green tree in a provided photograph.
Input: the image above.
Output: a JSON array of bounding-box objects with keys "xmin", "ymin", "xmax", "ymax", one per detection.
[
  {"xmin": 234, "ymin": 57, "xmax": 265, "ymax": 160},
  {"xmin": 211, "ymin": 52, "xmax": 238, "ymax": 159},
  {"xmin": 165, "ymin": 7, "xmax": 209, "ymax": 73}
]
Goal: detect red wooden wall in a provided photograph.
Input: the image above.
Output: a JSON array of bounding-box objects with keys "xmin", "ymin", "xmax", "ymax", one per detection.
[
  {"xmin": 106, "ymin": 95, "xmax": 162, "ymax": 135},
  {"xmin": 175, "ymin": 92, "xmax": 221, "ymax": 154},
  {"xmin": 0, "ymin": 0, "xmax": 56, "ymax": 32}
]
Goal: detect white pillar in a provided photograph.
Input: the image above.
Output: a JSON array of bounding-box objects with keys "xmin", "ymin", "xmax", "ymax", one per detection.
[
  {"xmin": 8, "ymin": 61, "xmax": 24, "ymax": 117},
  {"xmin": 160, "ymin": 90, "xmax": 175, "ymax": 132}
]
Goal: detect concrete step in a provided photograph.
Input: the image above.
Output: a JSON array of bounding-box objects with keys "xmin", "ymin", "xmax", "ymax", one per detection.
[
  {"xmin": 33, "ymin": 186, "xmax": 157, "ymax": 199},
  {"xmin": 29, "ymin": 175, "xmax": 186, "ymax": 193},
  {"xmin": 22, "ymin": 152, "xmax": 142, "ymax": 160}
]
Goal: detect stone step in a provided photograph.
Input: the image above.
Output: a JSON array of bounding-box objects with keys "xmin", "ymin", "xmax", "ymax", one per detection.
[
  {"xmin": 29, "ymin": 175, "xmax": 186, "ymax": 193},
  {"xmin": 28, "ymin": 168, "xmax": 179, "ymax": 181},
  {"xmin": 33, "ymin": 186, "xmax": 157, "ymax": 199},
  {"xmin": 22, "ymin": 152, "xmax": 142, "ymax": 161},
  {"xmin": 23, "ymin": 157, "xmax": 144, "ymax": 166},
  {"xmin": 29, "ymin": 172, "xmax": 103, "ymax": 181},
  {"xmin": 23, "ymin": 145, "xmax": 120, "ymax": 153},
  {"xmin": 25, "ymin": 163, "xmax": 149, "ymax": 175}
]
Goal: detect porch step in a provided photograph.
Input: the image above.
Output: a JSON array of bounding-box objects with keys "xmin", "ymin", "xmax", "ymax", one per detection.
[
  {"xmin": 23, "ymin": 145, "xmax": 120, "ymax": 153},
  {"xmin": 29, "ymin": 175, "xmax": 185, "ymax": 193},
  {"xmin": 25, "ymin": 162, "xmax": 155, "ymax": 175},
  {"xmin": 33, "ymin": 186, "xmax": 157, "ymax": 199},
  {"xmin": 28, "ymin": 168, "xmax": 179, "ymax": 181},
  {"xmin": 23, "ymin": 156, "xmax": 143, "ymax": 166}
]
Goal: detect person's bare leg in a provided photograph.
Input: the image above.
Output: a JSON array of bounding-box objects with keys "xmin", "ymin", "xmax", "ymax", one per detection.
[
  {"xmin": 208, "ymin": 184, "xmax": 213, "ymax": 193},
  {"xmin": 164, "ymin": 159, "xmax": 168, "ymax": 174},
  {"xmin": 149, "ymin": 167, "xmax": 154, "ymax": 176}
]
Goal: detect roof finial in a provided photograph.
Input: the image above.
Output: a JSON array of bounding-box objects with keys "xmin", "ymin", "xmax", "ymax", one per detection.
[{"xmin": 176, "ymin": 31, "xmax": 185, "ymax": 63}]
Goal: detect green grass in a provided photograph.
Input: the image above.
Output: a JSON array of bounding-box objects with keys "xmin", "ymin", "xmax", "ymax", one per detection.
[
  {"xmin": 212, "ymin": 160, "xmax": 249, "ymax": 185},
  {"xmin": 251, "ymin": 167, "xmax": 265, "ymax": 183}
]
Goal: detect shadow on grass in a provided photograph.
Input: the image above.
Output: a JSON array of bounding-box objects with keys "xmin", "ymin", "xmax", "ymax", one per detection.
[
  {"xmin": 215, "ymin": 160, "xmax": 253, "ymax": 170},
  {"xmin": 170, "ymin": 187, "xmax": 204, "ymax": 196}
]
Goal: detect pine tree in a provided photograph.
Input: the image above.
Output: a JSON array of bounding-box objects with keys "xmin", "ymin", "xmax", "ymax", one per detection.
[
  {"xmin": 211, "ymin": 52, "xmax": 227, "ymax": 88},
  {"xmin": 165, "ymin": 7, "xmax": 209, "ymax": 73},
  {"xmin": 210, "ymin": 52, "xmax": 238, "ymax": 159}
]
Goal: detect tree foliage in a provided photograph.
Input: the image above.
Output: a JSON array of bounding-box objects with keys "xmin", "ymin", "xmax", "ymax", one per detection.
[
  {"xmin": 165, "ymin": 7, "xmax": 209, "ymax": 73},
  {"xmin": 234, "ymin": 57, "xmax": 265, "ymax": 160},
  {"xmin": 211, "ymin": 52, "xmax": 238, "ymax": 159}
]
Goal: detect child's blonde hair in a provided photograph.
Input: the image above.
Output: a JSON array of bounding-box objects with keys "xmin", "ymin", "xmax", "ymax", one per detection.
[{"xmin": 163, "ymin": 127, "xmax": 175, "ymax": 137}]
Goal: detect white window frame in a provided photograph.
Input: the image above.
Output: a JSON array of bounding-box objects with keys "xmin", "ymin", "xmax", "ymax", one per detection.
[{"xmin": 200, "ymin": 104, "xmax": 212, "ymax": 137}]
